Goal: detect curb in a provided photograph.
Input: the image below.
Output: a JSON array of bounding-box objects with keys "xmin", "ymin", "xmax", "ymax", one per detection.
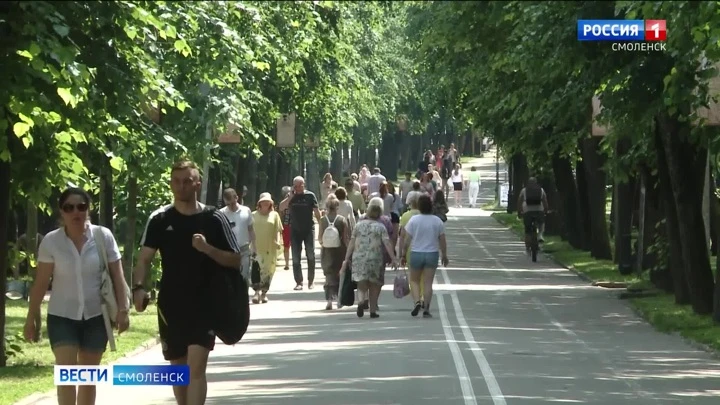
[
  {"xmin": 13, "ymin": 336, "xmax": 160, "ymax": 405},
  {"xmin": 624, "ymin": 302, "xmax": 720, "ymax": 359}
]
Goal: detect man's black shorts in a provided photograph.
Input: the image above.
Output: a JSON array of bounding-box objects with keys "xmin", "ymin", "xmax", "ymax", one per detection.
[
  {"xmin": 157, "ymin": 304, "xmax": 216, "ymax": 361},
  {"xmin": 522, "ymin": 211, "xmax": 545, "ymax": 235}
]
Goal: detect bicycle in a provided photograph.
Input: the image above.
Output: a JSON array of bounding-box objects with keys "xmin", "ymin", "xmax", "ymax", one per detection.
[
  {"xmin": 518, "ymin": 211, "xmax": 542, "ymax": 262},
  {"xmin": 528, "ymin": 215, "xmax": 539, "ymax": 262}
]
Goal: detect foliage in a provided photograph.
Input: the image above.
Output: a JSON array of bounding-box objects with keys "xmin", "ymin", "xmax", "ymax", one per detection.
[
  {"xmin": 3, "ymin": 333, "xmax": 24, "ymax": 363},
  {"xmin": 1, "ymin": 1, "xmax": 433, "ymax": 369},
  {"xmin": 408, "ymin": 1, "xmax": 720, "ymax": 165}
]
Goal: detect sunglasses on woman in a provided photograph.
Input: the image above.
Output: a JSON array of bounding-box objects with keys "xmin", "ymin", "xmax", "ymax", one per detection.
[{"xmin": 61, "ymin": 203, "xmax": 89, "ymax": 213}]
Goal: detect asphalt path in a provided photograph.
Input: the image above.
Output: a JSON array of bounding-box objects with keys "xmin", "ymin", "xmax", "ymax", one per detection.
[{"xmin": 19, "ymin": 152, "xmax": 720, "ymax": 404}]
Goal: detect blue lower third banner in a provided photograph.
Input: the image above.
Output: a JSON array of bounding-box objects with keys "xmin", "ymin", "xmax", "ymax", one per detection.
[{"xmin": 54, "ymin": 365, "xmax": 190, "ymax": 386}]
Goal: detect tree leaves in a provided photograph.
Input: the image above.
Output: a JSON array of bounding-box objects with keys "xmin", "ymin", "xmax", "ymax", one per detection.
[{"xmin": 409, "ymin": 1, "xmax": 720, "ymax": 171}]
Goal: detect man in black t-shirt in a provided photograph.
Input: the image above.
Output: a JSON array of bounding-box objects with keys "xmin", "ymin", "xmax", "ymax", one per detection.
[
  {"xmin": 284, "ymin": 176, "xmax": 322, "ymax": 290},
  {"xmin": 132, "ymin": 160, "xmax": 242, "ymax": 405}
]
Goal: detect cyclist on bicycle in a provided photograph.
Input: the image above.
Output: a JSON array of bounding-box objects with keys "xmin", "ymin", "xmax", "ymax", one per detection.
[{"xmin": 517, "ymin": 177, "xmax": 549, "ymax": 252}]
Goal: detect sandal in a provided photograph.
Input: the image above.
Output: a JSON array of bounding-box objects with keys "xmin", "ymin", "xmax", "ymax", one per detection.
[{"xmin": 411, "ymin": 301, "xmax": 422, "ymax": 317}]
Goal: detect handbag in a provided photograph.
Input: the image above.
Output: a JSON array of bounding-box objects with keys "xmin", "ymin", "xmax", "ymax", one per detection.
[
  {"xmin": 393, "ymin": 267, "xmax": 410, "ymax": 299},
  {"xmin": 339, "ymin": 264, "xmax": 356, "ymax": 307},
  {"xmin": 93, "ymin": 227, "xmax": 131, "ymax": 323},
  {"xmin": 93, "ymin": 226, "xmax": 131, "ymax": 351},
  {"xmin": 250, "ymin": 258, "xmax": 261, "ymax": 285}
]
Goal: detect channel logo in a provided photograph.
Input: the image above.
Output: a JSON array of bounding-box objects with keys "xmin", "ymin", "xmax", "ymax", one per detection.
[
  {"xmin": 54, "ymin": 365, "xmax": 189, "ymax": 386},
  {"xmin": 577, "ymin": 19, "xmax": 667, "ymax": 41}
]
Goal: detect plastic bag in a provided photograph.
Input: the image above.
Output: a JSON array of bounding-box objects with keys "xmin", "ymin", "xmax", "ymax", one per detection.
[{"xmin": 393, "ymin": 268, "xmax": 410, "ymax": 298}]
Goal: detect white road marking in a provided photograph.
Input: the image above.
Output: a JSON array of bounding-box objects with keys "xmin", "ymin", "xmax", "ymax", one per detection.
[
  {"xmin": 437, "ymin": 294, "xmax": 478, "ymax": 405},
  {"xmin": 462, "ymin": 226, "xmax": 656, "ymax": 401},
  {"xmin": 440, "ymin": 268, "xmax": 508, "ymax": 405}
]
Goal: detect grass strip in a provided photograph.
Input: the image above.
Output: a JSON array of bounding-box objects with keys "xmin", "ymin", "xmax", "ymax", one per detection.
[{"xmin": 1, "ymin": 299, "xmax": 158, "ymax": 404}]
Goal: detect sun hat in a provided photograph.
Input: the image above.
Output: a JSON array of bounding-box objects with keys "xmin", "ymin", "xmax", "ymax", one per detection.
[{"xmin": 257, "ymin": 192, "xmax": 274, "ymax": 205}]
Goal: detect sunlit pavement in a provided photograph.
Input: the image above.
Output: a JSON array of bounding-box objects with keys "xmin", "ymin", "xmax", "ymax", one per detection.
[{"xmin": 22, "ymin": 153, "xmax": 720, "ymax": 404}]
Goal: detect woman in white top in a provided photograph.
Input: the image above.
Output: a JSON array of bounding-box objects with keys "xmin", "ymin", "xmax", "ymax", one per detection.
[
  {"xmin": 428, "ymin": 164, "xmax": 442, "ymax": 188},
  {"xmin": 450, "ymin": 162, "xmax": 464, "ymax": 208},
  {"xmin": 24, "ymin": 187, "xmax": 128, "ymax": 405},
  {"xmin": 334, "ymin": 187, "xmax": 356, "ymax": 231},
  {"xmin": 400, "ymin": 194, "xmax": 449, "ymax": 318}
]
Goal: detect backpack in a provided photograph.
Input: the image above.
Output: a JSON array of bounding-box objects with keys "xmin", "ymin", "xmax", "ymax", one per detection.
[
  {"xmin": 201, "ymin": 207, "xmax": 250, "ymax": 345},
  {"xmin": 525, "ymin": 183, "xmax": 543, "ymax": 206},
  {"xmin": 322, "ymin": 216, "xmax": 342, "ymax": 248}
]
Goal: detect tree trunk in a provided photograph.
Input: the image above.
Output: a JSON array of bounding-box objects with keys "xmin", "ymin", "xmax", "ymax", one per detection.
[
  {"xmin": 641, "ymin": 166, "xmax": 662, "ymax": 272},
  {"xmin": 297, "ymin": 120, "xmax": 306, "ymax": 178},
  {"xmin": 258, "ymin": 155, "xmax": 269, "ymax": 198},
  {"xmin": 380, "ymin": 124, "xmax": 399, "ymax": 181},
  {"xmin": 538, "ymin": 171, "xmax": 561, "ymax": 236},
  {"xmin": 580, "ymin": 137, "xmax": 612, "ymax": 259},
  {"xmin": 244, "ymin": 150, "xmax": 258, "ymax": 206},
  {"xmin": 306, "ymin": 147, "xmax": 320, "ymax": 197},
  {"xmin": 25, "ymin": 202, "xmax": 38, "ymax": 279},
  {"xmin": 99, "ymin": 158, "xmax": 114, "ymax": 233},
  {"xmin": 507, "ymin": 153, "xmax": 529, "ymax": 213},
  {"xmin": 708, "ymin": 171, "xmax": 720, "ymax": 255},
  {"xmin": 319, "ymin": 152, "xmax": 330, "ymax": 179},
  {"xmin": 575, "ymin": 153, "xmax": 592, "ymax": 251},
  {"xmin": 350, "ymin": 130, "xmax": 359, "ymax": 173},
  {"xmin": 615, "ymin": 177, "xmax": 634, "ymax": 274},
  {"xmin": 715, "ymin": 227, "xmax": 720, "ymax": 322},
  {"xmin": 0, "ymin": 121, "xmax": 13, "ymax": 366},
  {"xmin": 655, "ymin": 127, "xmax": 689, "ymax": 302},
  {"xmin": 330, "ymin": 143, "xmax": 343, "ymax": 181},
  {"xmin": 400, "ymin": 133, "xmax": 413, "ymax": 172},
  {"xmin": 234, "ymin": 153, "xmax": 248, "ymax": 195},
  {"xmin": 276, "ymin": 150, "xmax": 293, "ymax": 195},
  {"xmin": 123, "ymin": 173, "xmax": 138, "ymax": 285},
  {"xmin": 266, "ymin": 149, "xmax": 279, "ymax": 199},
  {"xmin": 552, "ymin": 153, "xmax": 586, "ymax": 249},
  {"xmin": 205, "ymin": 161, "xmax": 222, "ymax": 207},
  {"xmin": 656, "ymin": 115, "xmax": 714, "ymax": 315},
  {"xmin": 7, "ymin": 208, "xmax": 18, "ymax": 278},
  {"xmin": 342, "ymin": 142, "xmax": 351, "ymax": 177}
]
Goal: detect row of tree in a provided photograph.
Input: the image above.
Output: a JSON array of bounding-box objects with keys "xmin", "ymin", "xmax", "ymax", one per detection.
[
  {"xmin": 408, "ymin": 1, "xmax": 720, "ymax": 320},
  {"xmin": 0, "ymin": 1, "xmax": 484, "ymax": 366}
]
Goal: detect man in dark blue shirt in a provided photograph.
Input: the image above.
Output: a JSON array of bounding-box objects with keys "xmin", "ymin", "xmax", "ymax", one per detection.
[
  {"xmin": 284, "ymin": 176, "xmax": 322, "ymax": 290},
  {"xmin": 132, "ymin": 160, "xmax": 242, "ymax": 405}
]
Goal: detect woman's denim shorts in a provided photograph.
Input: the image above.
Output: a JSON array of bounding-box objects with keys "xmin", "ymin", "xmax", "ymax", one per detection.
[
  {"xmin": 47, "ymin": 314, "xmax": 108, "ymax": 353},
  {"xmin": 409, "ymin": 251, "xmax": 439, "ymax": 271}
]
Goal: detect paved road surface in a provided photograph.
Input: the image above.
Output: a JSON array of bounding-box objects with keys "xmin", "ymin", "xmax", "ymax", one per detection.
[{"xmin": 20, "ymin": 153, "xmax": 720, "ymax": 404}]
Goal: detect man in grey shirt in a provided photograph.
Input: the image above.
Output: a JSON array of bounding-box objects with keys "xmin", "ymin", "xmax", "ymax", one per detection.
[
  {"xmin": 398, "ymin": 171, "xmax": 414, "ymax": 212},
  {"xmin": 366, "ymin": 167, "xmax": 386, "ymax": 196},
  {"xmin": 517, "ymin": 177, "xmax": 549, "ymax": 248}
]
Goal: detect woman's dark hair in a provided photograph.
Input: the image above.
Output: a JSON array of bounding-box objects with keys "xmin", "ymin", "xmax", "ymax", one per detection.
[
  {"xmin": 434, "ymin": 190, "xmax": 446, "ymax": 205},
  {"xmin": 58, "ymin": 187, "xmax": 92, "ymax": 209},
  {"xmin": 335, "ymin": 187, "xmax": 347, "ymax": 200},
  {"xmin": 412, "ymin": 180, "xmax": 421, "ymax": 191},
  {"xmin": 418, "ymin": 194, "xmax": 433, "ymax": 214}
]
